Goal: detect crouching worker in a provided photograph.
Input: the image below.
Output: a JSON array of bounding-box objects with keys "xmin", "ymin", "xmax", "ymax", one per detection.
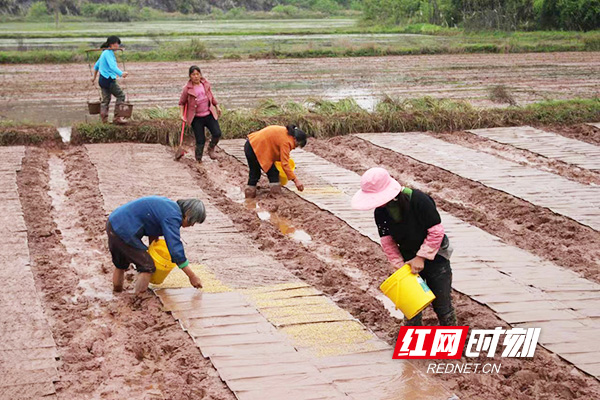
[
  {"xmin": 244, "ymin": 124, "xmax": 306, "ymax": 198},
  {"xmin": 351, "ymin": 168, "xmax": 456, "ymax": 326},
  {"xmin": 106, "ymin": 196, "xmax": 206, "ymax": 296}
]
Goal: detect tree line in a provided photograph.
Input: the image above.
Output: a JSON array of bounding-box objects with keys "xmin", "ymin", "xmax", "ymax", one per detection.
[
  {"xmin": 363, "ymin": 0, "xmax": 600, "ymax": 30},
  {"xmin": 1, "ymin": 0, "xmax": 357, "ymax": 19}
]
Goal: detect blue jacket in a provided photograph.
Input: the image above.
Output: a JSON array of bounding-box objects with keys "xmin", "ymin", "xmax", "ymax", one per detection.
[
  {"xmin": 94, "ymin": 49, "xmax": 123, "ymax": 79},
  {"xmin": 108, "ymin": 196, "xmax": 187, "ymax": 265}
]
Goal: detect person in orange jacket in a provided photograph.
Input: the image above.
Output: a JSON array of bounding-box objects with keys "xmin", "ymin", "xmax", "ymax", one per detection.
[{"xmin": 244, "ymin": 124, "xmax": 306, "ymax": 198}]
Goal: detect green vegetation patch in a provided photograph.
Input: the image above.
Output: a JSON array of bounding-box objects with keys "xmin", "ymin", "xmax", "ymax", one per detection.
[
  {"xmin": 70, "ymin": 97, "xmax": 600, "ymax": 145},
  {"xmin": 0, "ymin": 121, "xmax": 61, "ymax": 145}
]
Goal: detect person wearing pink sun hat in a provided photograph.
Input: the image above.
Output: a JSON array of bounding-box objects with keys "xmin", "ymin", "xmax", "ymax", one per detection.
[{"xmin": 352, "ymin": 167, "xmax": 456, "ymax": 326}]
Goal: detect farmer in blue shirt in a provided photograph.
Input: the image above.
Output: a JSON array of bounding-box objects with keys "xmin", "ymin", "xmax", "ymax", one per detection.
[
  {"xmin": 92, "ymin": 36, "xmax": 129, "ymax": 124},
  {"xmin": 107, "ymin": 196, "xmax": 206, "ymax": 296}
]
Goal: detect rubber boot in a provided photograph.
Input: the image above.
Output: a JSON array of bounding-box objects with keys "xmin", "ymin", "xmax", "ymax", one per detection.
[
  {"xmin": 244, "ymin": 185, "xmax": 257, "ymax": 198},
  {"xmin": 269, "ymin": 183, "xmax": 282, "ymax": 195},
  {"xmin": 437, "ymin": 309, "xmax": 457, "ymax": 326},
  {"xmin": 208, "ymin": 137, "xmax": 219, "ymax": 160},
  {"xmin": 195, "ymin": 144, "xmax": 205, "ymax": 163},
  {"xmin": 402, "ymin": 313, "xmax": 423, "ymax": 327},
  {"xmin": 113, "ymin": 110, "xmax": 126, "ymax": 125},
  {"xmin": 100, "ymin": 106, "xmax": 109, "ymax": 124}
]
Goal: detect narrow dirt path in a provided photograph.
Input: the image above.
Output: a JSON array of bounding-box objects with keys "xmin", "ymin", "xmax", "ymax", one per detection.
[{"xmin": 17, "ymin": 146, "xmax": 234, "ymax": 400}]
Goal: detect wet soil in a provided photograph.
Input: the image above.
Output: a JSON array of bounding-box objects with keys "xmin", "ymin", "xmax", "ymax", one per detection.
[
  {"xmin": 306, "ymin": 136, "xmax": 600, "ymax": 284},
  {"xmin": 17, "ymin": 146, "xmax": 234, "ymax": 400},
  {"xmin": 2, "ymin": 52, "xmax": 600, "ymax": 124},
  {"xmin": 176, "ymin": 146, "xmax": 600, "ymax": 399},
  {"xmin": 427, "ymin": 128, "xmax": 600, "ymax": 186},
  {"xmin": 550, "ymin": 123, "xmax": 600, "ymax": 146}
]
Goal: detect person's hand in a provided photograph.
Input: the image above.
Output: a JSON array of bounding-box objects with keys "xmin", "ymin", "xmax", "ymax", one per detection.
[
  {"xmin": 91, "ymin": 77, "xmax": 95, "ymax": 84},
  {"xmin": 294, "ymin": 178, "xmax": 304, "ymax": 192},
  {"xmin": 389, "ymin": 259, "xmax": 404, "ymax": 274},
  {"xmin": 407, "ymin": 256, "xmax": 425, "ymax": 274},
  {"xmin": 122, "ymin": 71, "xmax": 129, "ymax": 78},
  {"xmin": 189, "ymin": 274, "xmax": 203, "ymax": 289},
  {"xmin": 181, "ymin": 114, "xmax": 187, "ymax": 122},
  {"xmin": 216, "ymin": 105, "xmax": 222, "ymax": 117}
]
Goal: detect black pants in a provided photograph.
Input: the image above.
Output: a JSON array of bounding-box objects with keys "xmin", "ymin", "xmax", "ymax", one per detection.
[
  {"xmin": 191, "ymin": 114, "xmax": 221, "ymax": 161},
  {"xmin": 404, "ymin": 254, "xmax": 455, "ymax": 326},
  {"xmin": 244, "ymin": 139, "xmax": 279, "ymax": 186},
  {"xmin": 106, "ymin": 221, "xmax": 155, "ymax": 273}
]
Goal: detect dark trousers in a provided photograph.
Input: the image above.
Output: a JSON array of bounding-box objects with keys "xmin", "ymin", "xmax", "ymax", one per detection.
[
  {"xmin": 100, "ymin": 81, "xmax": 126, "ymax": 114},
  {"xmin": 404, "ymin": 254, "xmax": 455, "ymax": 326},
  {"xmin": 191, "ymin": 114, "xmax": 222, "ymax": 161},
  {"xmin": 244, "ymin": 139, "xmax": 279, "ymax": 186},
  {"xmin": 106, "ymin": 221, "xmax": 155, "ymax": 273}
]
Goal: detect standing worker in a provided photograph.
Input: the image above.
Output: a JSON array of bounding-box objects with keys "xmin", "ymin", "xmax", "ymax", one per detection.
[
  {"xmin": 106, "ymin": 196, "xmax": 206, "ymax": 296},
  {"xmin": 91, "ymin": 35, "xmax": 129, "ymax": 124},
  {"xmin": 351, "ymin": 167, "xmax": 456, "ymax": 326},
  {"xmin": 244, "ymin": 124, "xmax": 306, "ymax": 198},
  {"xmin": 179, "ymin": 65, "xmax": 222, "ymax": 162}
]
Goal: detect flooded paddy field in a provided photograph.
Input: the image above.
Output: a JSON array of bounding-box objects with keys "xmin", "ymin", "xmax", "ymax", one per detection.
[
  {"xmin": 2, "ymin": 51, "xmax": 599, "ymax": 125},
  {"xmin": 3, "ymin": 121, "xmax": 600, "ymax": 398}
]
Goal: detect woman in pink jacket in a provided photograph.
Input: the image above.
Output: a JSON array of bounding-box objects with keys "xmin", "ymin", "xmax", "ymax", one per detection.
[{"xmin": 179, "ymin": 66, "xmax": 222, "ymax": 162}]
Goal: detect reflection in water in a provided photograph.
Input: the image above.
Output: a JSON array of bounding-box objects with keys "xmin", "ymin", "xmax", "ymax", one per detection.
[
  {"xmin": 223, "ymin": 183, "xmax": 312, "ymax": 244},
  {"xmin": 57, "ymin": 126, "xmax": 72, "ymax": 143},
  {"xmin": 222, "ymin": 182, "xmax": 401, "ymax": 319}
]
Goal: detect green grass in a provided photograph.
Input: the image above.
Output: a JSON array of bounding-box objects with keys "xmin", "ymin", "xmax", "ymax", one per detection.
[
  {"xmin": 69, "ymin": 97, "xmax": 600, "ymax": 145},
  {"xmin": 2, "ymin": 18, "xmax": 599, "ymax": 64},
  {"xmin": 0, "ymin": 121, "xmax": 60, "ymax": 145},
  {"xmin": 2, "ymin": 29, "xmax": 598, "ymax": 64}
]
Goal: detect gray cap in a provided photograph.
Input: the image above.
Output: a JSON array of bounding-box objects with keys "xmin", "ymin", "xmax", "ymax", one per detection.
[{"xmin": 177, "ymin": 199, "xmax": 206, "ymax": 225}]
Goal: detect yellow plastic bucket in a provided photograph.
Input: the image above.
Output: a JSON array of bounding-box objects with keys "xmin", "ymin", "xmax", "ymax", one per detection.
[
  {"xmin": 148, "ymin": 239, "xmax": 177, "ymax": 285},
  {"xmin": 274, "ymin": 158, "xmax": 296, "ymax": 186},
  {"xmin": 380, "ymin": 264, "xmax": 436, "ymax": 320}
]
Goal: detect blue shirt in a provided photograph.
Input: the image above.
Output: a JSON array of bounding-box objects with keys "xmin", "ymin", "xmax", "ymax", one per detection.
[
  {"xmin": 108, "ymin": 196, "xmax": 187, "ymax": 265},
  {"xmin": 94, "ymin": 49, "xmax": 123, "ymax": 79}
]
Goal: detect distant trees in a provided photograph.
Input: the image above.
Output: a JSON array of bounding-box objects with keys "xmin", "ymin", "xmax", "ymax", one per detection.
[
  {"xmin": 2, "ymin": 0, "xmax": 352, "ymax": 17},
  {"xmin": 362, "ymin": 0, "xmax": 600, "ymax": 30}
]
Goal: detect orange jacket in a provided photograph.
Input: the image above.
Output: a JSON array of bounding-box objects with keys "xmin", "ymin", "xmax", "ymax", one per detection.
[{"xmin": 248, "ymin": 125, "xmax": 296, "ymax": 180}]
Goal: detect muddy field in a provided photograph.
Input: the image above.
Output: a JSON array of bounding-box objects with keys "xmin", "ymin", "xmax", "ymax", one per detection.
[
  {"xmin": 1, "ymin": 51, "xmax": 599, "ymax": 125},
  {"xmin": 5, "ymin": 120, "xmax": 600, "ymax": 399}
]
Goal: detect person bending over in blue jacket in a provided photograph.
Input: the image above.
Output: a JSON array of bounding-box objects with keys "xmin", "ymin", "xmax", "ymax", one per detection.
[{"xmin": 106, "ymin": 196, "xmax": 206, "ymax": 296}]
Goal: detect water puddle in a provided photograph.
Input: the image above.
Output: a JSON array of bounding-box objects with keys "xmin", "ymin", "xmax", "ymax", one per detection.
[
  {"xmin": 323, "ymin": 87, "xmax": 378, "ymax": 112},
  {"xmin": 78, "ymin": 276, "xmax": 114, "ymax": 302},
  {"xmin": 376, "ymin": 293, "xmax": 405, "ymax": 320},
  {"xmin": 342, "ymin": 266, "xmax": 404, "ymax": 320},
  {"xmin": 220, "ymin": 180, "xmax": 400, "ymax": 318},
  {"xmin": 48, "ymin": 155, "xmax": 113, "ymax": 301},
  {"xmin": 254, "ymin": 208, "xmax": 312, "ymax": 245},
  {"xmin": 223, "ymin": 183, "xmax": 312, "ymax": 244},
  {"xmin": 57, "ymin": 126, "xmax": 72, "ymax": 143}
]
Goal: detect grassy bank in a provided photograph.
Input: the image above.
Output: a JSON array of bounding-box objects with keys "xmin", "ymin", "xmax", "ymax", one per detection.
[
  {"xmin": 1, "ymin": 18, "xmax": 599, "ymax": 63},
  {"xmin": 2, "ymin": 32, "xmax": 599, "ymax": 64},
  {"xmin": 0, "ymin": 121, "xmax": 60, "ymax": 145},
  {"xmin": 69, "ymin": 97, "xmax": 600, "ymax": 144}
]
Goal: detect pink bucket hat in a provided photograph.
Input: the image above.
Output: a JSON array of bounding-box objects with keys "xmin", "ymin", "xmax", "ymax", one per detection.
[{"xmin": 351, "ymin": 167, "xmax": 402, "ymax": 210}]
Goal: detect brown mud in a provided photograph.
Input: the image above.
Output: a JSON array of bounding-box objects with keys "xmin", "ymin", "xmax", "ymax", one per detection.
[
  {"xmin": 174, "ymin": 145, "xmax": 600, "ymax": 399},
  {"xmin": 550, "ymin": 123, "xmax": 600, "ymax": 146},
  {"xmin": 17, "ymin": 146, "xmax": 234, "ymax": 400},
  {"xmin": 2, "ymin": 52, "xmax": 600, "ymax": 124},
  {"xmin": 306, "ymin": 136, "xmax": 600, "ymax": 284},
  {"xmin": 427, "ymin": 128, "xmax": 600, "ymax": 186}
]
